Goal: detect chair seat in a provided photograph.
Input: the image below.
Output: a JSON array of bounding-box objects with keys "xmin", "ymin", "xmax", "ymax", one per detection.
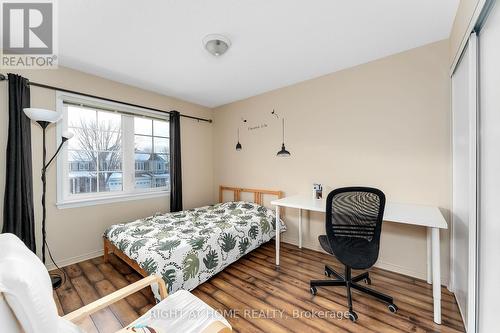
[
  {"xmin": 125, "ymin": 290, "xmax": 230, "ymax": 333},
  {"xmin": 319, "ymin": 235, "xmax": 379, "ymax": 269}
]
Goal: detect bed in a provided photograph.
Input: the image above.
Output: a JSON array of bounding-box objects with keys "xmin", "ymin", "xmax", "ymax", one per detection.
[{"xmin": 103, "ymin": 186, "xmax": 285, "ymax": 294}]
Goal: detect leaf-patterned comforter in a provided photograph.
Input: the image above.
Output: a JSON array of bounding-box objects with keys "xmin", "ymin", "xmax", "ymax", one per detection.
[{"xmin": 104, "ymin": 201, "xmax": 285, "ymax": 293}]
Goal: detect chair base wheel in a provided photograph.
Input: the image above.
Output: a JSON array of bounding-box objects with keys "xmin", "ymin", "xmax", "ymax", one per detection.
[
  {"xmin": 388, "ymin": 303, "xmax": 398, "ymax": 313},
  {"xmin": 310, "ymin": 286, "xmax": 317, "ymax": 295},
  {"xmin": 348, "ymin": 311, "xmax": 358, "ymax": 322},
  {"xmin": 324, "ymin": 269, "xmax": 331, "ymax": 277},
  {"xmin": 365, "ymin": 277, "xmax": 372, "ymax": 285}
]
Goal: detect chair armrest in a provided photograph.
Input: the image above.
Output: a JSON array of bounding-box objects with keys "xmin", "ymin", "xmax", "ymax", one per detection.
[
  {"xmin": 63, "ymin": 274, "xmax": 167, "ymax": 323},
  {"xmin": 115, "ymin": 320, "xmax": 232, "ymax": 333}
]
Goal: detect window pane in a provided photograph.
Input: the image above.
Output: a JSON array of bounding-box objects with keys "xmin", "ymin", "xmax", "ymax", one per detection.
[
  {"xmin": 152, "ymin": 175, "xmax": 169, "ymax": 188},
  {"xmin": 134, "ymin": 153, "xmax": 169, "ymax": 189},
  {"xmin": 153, "ymin": 120, "xmax": 169, "ymax": 137},
  {"xmin": 135, "ymin": 172, "xmax": 169, "ymax": 189},
  {"xmin": 134, "ymin": 153, "xmax": 150, "ymax": 171},
  {"xmin": 135, "ymin": 135, "xmax": 152, "ymax": 153},
  {"xmin": 68, "ymin": 172, "xmax": 97, "ymax": 194},
  {"xmin": 98, "ymin": 111, "xmax": 121, "ymax": 132},
  {"xmin": 135, "ymin": 172, "xmax": 152, "ymax": 189},
  {"xmin": 134, "ymin": 118, "xmax": 152, "ymax": 135},
  {"xmin": 154, "ymin": 137, "xmax": 169, "ymax": 154},
  {"xmin": 98, "ymin": 151, "xmax": 122, "ymax": 171},
  {"xmin": 67, "ymin": 106, "xmax": 96, "ymax": 128},
  {"xmin": 68, "ymin": 129, "xmax": 97, "ymax": 151},
  {"xmin": 98, "ymin": 131, "xmax": 121, "ymax": 151},
  {"xmin": 151, "ymin": 153, "xmax": 168, "ymax": 174},
  {"xmin": 63, "ymin": 101, "xmax": 173, "ymax": 199},
  {"xmin": 98, "ymin": 172, "xmax": 123, "ymax": 192},
  {"xmin": 68, "ymin": 150, "xmax": 97, "ymax": 171}
]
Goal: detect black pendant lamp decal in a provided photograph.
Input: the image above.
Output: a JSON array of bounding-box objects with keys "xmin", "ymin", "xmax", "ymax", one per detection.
[
  {"xmin": 277, "ymin": 116, "xmax": 291, "ymax": 157},
  {"xmin": 235, "ymin": 118, "xmax": 246, "ymax": 151},
  {"xmin": 235, "ymin": 128, "xmax": 242, "ymax": 151}
]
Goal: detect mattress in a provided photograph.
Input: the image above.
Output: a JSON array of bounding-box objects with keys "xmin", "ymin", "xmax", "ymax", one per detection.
[{"xmin": 104, "ymin": 201, "xmax": 285, "ymax": 293}]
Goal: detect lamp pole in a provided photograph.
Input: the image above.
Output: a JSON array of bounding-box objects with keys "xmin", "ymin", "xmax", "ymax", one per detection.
[
  {"xmin": 39, "ymin": 121, "xmax": 49, "ymax": 264},
  {"xmin": 23, "ymin": 108, "xmax": 73, "ymax": 289}
]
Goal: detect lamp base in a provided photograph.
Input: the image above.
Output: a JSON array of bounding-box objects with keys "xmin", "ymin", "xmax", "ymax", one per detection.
[{"xmin": 51, "ymin": 274, "xmax": 62, "ymax": 289}]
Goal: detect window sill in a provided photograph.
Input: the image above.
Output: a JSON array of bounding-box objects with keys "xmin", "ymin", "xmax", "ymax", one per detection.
[{"xmin": 56, "ymin": 191, "xmax": 169, "ymax": 209}]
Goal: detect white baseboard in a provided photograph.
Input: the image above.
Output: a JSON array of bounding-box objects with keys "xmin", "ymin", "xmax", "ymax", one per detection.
[
  {"xmin": 45, "ymin": 249, "xmax": 103, "ymax": 271},
  {"xmin": 281, "ymin": 236, "xmax": 449, "ymax": 285}
]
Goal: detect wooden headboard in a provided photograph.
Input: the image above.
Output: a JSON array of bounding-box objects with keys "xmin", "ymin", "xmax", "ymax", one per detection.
[{"xmin": 219, "ymin": 186, "xmax": 283, "ymax": 208}]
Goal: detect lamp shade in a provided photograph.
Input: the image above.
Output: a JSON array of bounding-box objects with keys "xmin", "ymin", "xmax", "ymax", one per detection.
[
  {"xmin": 23, "ymin": 108, "xmax": 62, "ymax": 123},
  {"xmin": 62, "ymin": 130, "xmax": 74, "ymax": 141},
  {"xmin": 277, "ymin": 143, "xmax": 291, "ymax": 157}
]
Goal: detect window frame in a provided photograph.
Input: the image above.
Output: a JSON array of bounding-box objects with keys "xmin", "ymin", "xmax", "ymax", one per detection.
[{"xmin": 56, "ymin": 91, "xmax": 170, "ymax": 209}]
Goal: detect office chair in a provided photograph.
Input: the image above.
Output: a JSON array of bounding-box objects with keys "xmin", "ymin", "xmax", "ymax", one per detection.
[{"xmin": 309, "ymin": 187, "xmax": 398, "ymax": 322}]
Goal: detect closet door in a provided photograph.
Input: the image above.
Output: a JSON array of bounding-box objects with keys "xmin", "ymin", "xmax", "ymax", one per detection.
[
  {"xmin": 478, "ymin": 2, "xmax": 500, "ymax": 331},
  {"xmin": 451, "ymin": 32, "xmax": 477, "ymax": 330}
]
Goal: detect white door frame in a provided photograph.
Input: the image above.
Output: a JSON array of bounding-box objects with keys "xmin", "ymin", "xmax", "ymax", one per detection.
[{"xmin": 467, "ymin": 32, "xmax": 478, "ymax": 333}]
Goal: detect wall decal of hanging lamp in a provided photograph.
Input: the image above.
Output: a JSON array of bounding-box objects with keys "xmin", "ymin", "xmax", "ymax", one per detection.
[
  {"xmin": 235, "ymin": 118, "xmax": 247, "ymax": 151},
  {"xmin": 272, "ymin": 109, "xmax": 291, "ymax": 157}
]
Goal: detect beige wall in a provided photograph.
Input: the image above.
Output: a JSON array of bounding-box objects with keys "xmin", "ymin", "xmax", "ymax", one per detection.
[
  {"xmin": 0, "ymin": 40, "xmax": 451, "ymax": 282},
  {"xmin": 213, "ymin": 40, "xmax": 451, "ymax": 283},
  {"xmin": 0, "ymin": 67, "xmax": 214, "ymax": 267},
  {"xmin": 450, "ymin": 0, "xmax": 481, "ymax": 66}
]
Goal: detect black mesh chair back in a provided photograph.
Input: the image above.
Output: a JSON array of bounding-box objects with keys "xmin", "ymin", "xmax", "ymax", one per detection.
[{"xmin": 326, "ymin": 187, "xmax": 386, "ymax": 270}]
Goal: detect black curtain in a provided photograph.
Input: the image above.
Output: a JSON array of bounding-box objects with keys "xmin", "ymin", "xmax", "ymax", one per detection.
[
  {"xmin": 169, "ymin": 111, "xmax": 183, "ymax": 212},
  {"xmin": 2, "ymin": 74, "xmax": 36, "ymax": 252}
]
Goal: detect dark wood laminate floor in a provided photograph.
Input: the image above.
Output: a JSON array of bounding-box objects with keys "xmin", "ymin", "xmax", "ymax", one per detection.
[{"xmin": 53, "ymin": 241, "xmax": 465, "ymax": 333}]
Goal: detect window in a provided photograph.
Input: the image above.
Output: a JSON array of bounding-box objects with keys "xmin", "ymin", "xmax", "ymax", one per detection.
[
  {"xmin": 56, "ymin": 92, "xmax": 170, "ymax": 208},
  {"xmin": 134, "ymin": 118, "xmax": 169, "ymax": 190}
]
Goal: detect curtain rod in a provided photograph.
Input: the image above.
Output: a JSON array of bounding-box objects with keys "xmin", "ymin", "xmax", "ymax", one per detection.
[{"xmin": 0, "ymin": 73, "xmax": 212, "ymax": 123}]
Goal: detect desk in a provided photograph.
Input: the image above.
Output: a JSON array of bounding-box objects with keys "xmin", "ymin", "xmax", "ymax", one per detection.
[{"xmin": 271, "ymin": 194, "xmax": 447, "ymax": 324}]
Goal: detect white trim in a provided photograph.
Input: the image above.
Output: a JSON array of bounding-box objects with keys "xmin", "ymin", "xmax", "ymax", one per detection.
[
  {"xmin": 55, "ymin": 90, "xmax": 170, "ymax": 208},
  {"xmin": 467, "ymin": 32, "xmax": 478, "ymax": 333},
  {"xmin": 55, "ymin": 91, "xmax": 170, "ymax": 120},
  {"xmin": 45, "ymin": 249, "xmax": 104, "ymax": 271},
  {"xmin": 450, "ymin": 0, "xmax": 487, "ymax": 76},
  {"xmin": 56, "ymin": 190, "xmax": 169, "ymax": 209}
]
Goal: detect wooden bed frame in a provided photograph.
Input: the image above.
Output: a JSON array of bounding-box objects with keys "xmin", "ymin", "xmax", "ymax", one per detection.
[{"xmin": 103, "ymin": 186, "xmax": 284, "ymax": 278}]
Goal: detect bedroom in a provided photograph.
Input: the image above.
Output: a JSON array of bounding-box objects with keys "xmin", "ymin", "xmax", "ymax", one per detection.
[{"xmin": 0, "ymin": 1, "xmax": 498, "ymax": 332}]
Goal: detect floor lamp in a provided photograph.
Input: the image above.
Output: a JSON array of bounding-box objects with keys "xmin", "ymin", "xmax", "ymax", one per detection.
[{"xmin": 24, "ymin": 108, "xmax": 73, "ymax": 289}]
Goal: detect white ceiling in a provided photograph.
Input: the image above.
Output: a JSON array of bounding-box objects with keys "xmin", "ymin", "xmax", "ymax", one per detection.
[{"xmin": 58, "ymin": 0, "xmax": 459, "ymax": 108}]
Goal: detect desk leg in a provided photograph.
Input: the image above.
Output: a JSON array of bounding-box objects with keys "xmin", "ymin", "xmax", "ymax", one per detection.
[
  {"xmin": 431, "ymin": 227, "xmax": 442, "ymax": 324},
  {"xmin": 275, "ymin": 206, "xmax": 280, "ymax": 267},
  {"xmin": 298, "ymin": 208, "xmax": 302, "ymax": 249},
  {"xmin": 427, "ymin": 228, "xmax": 432, "ymax": 284}
]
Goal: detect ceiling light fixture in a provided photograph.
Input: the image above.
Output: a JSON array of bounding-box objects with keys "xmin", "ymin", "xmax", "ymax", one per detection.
[{"xmin": 203, "ymin": 34, "xmax": 231, "ymax": 57}]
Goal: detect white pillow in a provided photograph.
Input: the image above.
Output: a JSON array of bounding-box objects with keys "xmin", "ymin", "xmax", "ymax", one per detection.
[{"xmin": 0, "ymin": 233, "xmax": 82, "ymax": 333}]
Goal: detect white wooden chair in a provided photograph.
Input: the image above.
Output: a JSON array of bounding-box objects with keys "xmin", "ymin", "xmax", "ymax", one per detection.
[{"xmin": 0, "ymin": 233, "xmax": 231, "ymax": 333}]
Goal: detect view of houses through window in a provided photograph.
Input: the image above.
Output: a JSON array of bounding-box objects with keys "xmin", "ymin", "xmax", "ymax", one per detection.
[
  {"xmin": 64, "ymin": 103, "xmax": 169, "ymax": 198},
  {"xmin": 134, "ymin": 117, "xmax": 169, "ymax": 190}
]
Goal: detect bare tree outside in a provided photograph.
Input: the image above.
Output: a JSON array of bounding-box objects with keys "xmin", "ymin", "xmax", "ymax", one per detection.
[
  {"xmin": 66, "ymin": 107, "xmax": 169, "ymax": 195},
  {"xmin": 69, "ymin": 114, "xmax": 122, "ymax": 193}
]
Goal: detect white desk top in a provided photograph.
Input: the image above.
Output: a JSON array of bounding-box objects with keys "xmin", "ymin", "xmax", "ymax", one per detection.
[{"xmin": 271, "ymin": 194, "xmax": 447, "ymax": 229}]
